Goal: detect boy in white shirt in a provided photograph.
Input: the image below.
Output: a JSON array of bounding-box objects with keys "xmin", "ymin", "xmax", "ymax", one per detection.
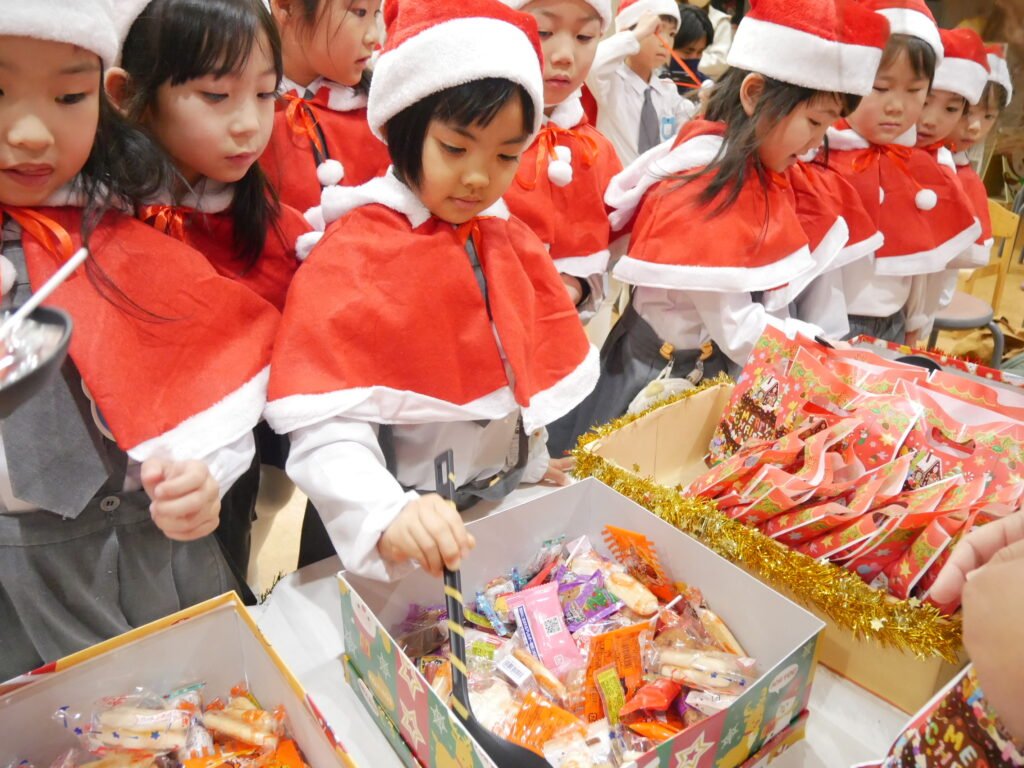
[{"xmin": 587, "ymin": 0, "xmax": 694, "ymax": 164}]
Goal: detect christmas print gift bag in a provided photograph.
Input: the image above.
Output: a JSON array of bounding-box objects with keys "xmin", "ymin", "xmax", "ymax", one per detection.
[{"xmin": 858, "ymin": 665, "xmax": 1024, "ymax": 767}]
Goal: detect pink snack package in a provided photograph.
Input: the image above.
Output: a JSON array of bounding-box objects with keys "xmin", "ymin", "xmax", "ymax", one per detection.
[{"xmin": 505, "ymin": 581, "xmax": 583, "ymax": 676}]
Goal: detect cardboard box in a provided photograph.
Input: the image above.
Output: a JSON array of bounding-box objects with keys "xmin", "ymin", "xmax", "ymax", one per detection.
[
  {"xmin": 339, "ymin": 479, "xmax": 824, "ymax": 768},
  {"xmin": 582, "ymin": 383, "xmax": 966, "ymax": 714},
  {"xmin": 0, "ymin": 593, "xmax": 354, "ymax": 768}
]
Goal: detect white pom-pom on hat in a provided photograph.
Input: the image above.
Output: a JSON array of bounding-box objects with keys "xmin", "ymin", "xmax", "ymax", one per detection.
[
  {"xmin": 915, "ymin": 188, "xmax": 937, "ymax": 210},
  {"xmin": 296, "ymin": 231, "xmax": 324, "ymax": 261},
  {"xmin": 317, "ymin": 159, "xmax": 345, "ymax": 187},
  {"xmin": 0, "ymin": 255, "xmax": 16, "ymax": 296}
]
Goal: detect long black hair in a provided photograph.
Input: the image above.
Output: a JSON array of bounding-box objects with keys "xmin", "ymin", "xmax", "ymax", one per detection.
[
  {"xmin": 674, "ymin": 4, "xmax": 714, "ymax": 51},
  {"xmin": 879, "ymin": 33, "xmax": 937, "ymax": 85},
  {"xmin": 386, "ymin": 78, "xmax": 536, "ymax": 189},
  {"xmin": 285, "ymin": 0, "xmax": 373, "ymax": 93},
  {"xmin": 64, "ymin": 73, "xmax": 175, "ymax": 316},
  {"xmin": 120, "ymin": 0, "xmax": 284, "ymax": 269},
  {"xmin": 677, "ymin": 68, "xmax": 860, "ymax": 215}
]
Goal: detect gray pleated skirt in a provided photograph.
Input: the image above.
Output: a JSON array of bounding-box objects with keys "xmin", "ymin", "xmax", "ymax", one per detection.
[
  {"xmin": 0, "ymin": 489, "xmax": 236, "ymax": 681},
  {"xmin": 547, "ymin": 303, "xmax": 729, "ymax": 456}
]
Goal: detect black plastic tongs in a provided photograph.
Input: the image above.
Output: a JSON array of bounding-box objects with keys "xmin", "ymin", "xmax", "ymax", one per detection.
[{"xmin": 434, "ymin": 450, "xmax": 552, "ymax": 768}]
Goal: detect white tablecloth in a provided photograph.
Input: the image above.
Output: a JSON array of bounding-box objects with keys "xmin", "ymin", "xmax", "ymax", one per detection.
[{"xmin": 254, "ymin": 486, "xmax": 910, "ymax": 768}]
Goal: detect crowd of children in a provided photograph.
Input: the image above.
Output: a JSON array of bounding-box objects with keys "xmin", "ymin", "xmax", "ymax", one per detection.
[{"xmin": 0, "ymin": 0, "xmax": 1017, "ymax": 704}]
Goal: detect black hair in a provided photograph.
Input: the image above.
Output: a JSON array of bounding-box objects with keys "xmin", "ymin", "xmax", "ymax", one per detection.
[
  {"xmin": 674, "ymin": 5, "xmax": 714, "ymax": 51},
  {"xmin": 386, "ymin": 78, "xmax": 536, "ymax": 190},
  {"xmin": 980, "ymin": 80, "xmax": 1010, "ymax": 111},
  {"xmin": 679, "ymin": 68, "xmax": 861, "ymax": 214},
  {"xmin": 120, "ymin": 0, "xmax": 285, "ymax": 270},
  {"xmin": 879, "ymin": 34, "xmax": 937, "ymax": 84},
  {"xmin": 284, "ymin": 0, "xmax": 373, "ymax": 93}
]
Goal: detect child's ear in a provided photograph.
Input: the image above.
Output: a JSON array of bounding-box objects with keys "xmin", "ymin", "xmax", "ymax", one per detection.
[
  {"xmin": 270, "ymin": 0, "xmax": 295, "ymax": 26},
  {"xmin": 104, "ymin": 67, "xmax": 132, "ymax": 114},
  {"xmin": 739, "ymin": 73, "xmax": 766, "ymax": 118}
]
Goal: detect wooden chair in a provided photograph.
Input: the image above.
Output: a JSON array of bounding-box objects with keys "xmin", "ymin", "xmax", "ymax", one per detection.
[{"xmin": 928, "ymin": 201, "xmax": 1020, "ymax": 367}]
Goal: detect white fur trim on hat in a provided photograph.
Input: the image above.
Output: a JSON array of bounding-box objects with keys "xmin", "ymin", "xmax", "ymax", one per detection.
[
  {"xmin": 877, "ymin": 8, "xmax": 943, "ymax": 61},
  {"xmin": 0, "ymin": 0, "xmax": 119, "ymax": 68},
  {"xmin": 112, "ymin": 0, "xmax": 152, "ymax": 45},
  {"xmin": 317, "ymin": 159, "xmax": 345, "ymax": 187},
  {"xmin": 727, "ymin": 16, "xmax": 884, "ymax": 97},
  {"xmin": 368, "ymin": 17, "xmax": 544, "ymax": 141},
  {"xmin": 933, "ymin": 56, "xmax": 989, "ymax": 104},
  {"xmin": 987, "ymin": 53, "xmax": 1014, "ymax": 105},
  {"xmin": 499, "ymin": 0, "xmax": 612, "ymax": 32},
  {"xmin": 615, "ymin": 0, "xmax": 681, "ymax": 33}
]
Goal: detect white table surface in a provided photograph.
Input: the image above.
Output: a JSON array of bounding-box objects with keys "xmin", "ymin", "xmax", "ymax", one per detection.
[{"xmin": 254, "ymin": 485, "xmax": 911, "ymax": 768}]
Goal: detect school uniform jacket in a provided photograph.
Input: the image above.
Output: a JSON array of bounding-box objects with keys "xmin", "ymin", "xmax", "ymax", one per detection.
[
  {"xmin": 140, "ymin": 182, "xmax": 309, "ymax": 311},
  {"xmin": 265, "ymin": 171, "xmax": 599, "ymax": 579},
  {"xmin": 260, "ymin": 77, "xmax": 392, "ymax": 215}
]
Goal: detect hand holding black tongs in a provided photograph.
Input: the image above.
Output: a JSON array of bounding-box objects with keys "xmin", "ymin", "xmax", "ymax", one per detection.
[{"xmin": 434, "ymin": 451, "xmax": 551, "ymax": 768}]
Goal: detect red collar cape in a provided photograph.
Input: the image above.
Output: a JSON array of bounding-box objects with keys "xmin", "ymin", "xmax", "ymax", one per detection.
[
  {"xmin": 265, "ymin": 172, "xmax": 599, "ymax": 435},
  {"xmin": 826, "ymin": 122, "xmax": 981, "ymax": 275},
  {"xmin": 260, "ymin": 78, "xmax": 391, "ymax": 214},
  {"xmin": 763, "ymin": 161, "xmax": 884, "ymax": 311},
  {"xmin": 503, "ymin": 91, "xmax": 623, "ymax": 278},
  {"xmin": 951, "ymin": 152, "xmax": 993, "ymax": 268},
  {"xmin": 139, "ymin": 186, "xmax": 309, "ymax": 312},
  {"xmin": 610, "ymin": 119, "xmax": 816, "ymax": 293},
  {"xmin": 15, "ymin": 206, "xmax": 278, "ymax": 461}
]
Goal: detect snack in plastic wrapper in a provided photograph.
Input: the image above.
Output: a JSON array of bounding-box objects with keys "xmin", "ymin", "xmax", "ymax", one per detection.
[
  {"xmin": 558, "ymin": 571, "xmax": 623, "ymax": 632},
  {"xmin": 496, "ymin": 691, "xmax": 587, "ymax": 756},
  {"xmin": 506, "ymin": 582, "xmax": 583, "ymax": 675},
  {"xmin": 583, "ymin": 624, "xmax": 649, "ymax": 723},
  {"xmin": 201, "ymin": 685, "xmax": 283, "ymax": 749},
  {"xmin": 395, "ymin": 604, "xmax": 448, "ymax": 658},
  {"xmin": 618, "ymin": 678, "xmax": 682, "ymax": 718},
  {"xmin": 603, "ymin": 526, "xmax": 677, "ymax": 603},
  {"xmin": 512, "ymin": 646, "xmax": 569, "ymax": 703}
]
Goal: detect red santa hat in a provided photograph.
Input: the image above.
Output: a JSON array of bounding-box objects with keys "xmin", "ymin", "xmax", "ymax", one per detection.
[
  {"xmin": 500, "ymin": 0, "xmax": 612, "ymax": 33},
  {"xmin": 615, "ymin": 0, "xmax": 681, "ymax": 33},
  {"xmin": 986, "ymin": 44, "xmax": 1014, "ymax": 106},
  {"xmin": 932, "ymin": 28, "xmax": 990, "ymax": 104},
  {"xmin": 862, "ymin": 0, "xmax": 943, "ymax": 62},
  {"xmin": 367, "ymin": 0, "xmax": 545, "ymax": 142},
  {"xmin": 726, "ymin": 0, "xmax": 891, "ymax": 97},
  {"xmin": 0, "ymin": 0, "xmax": 120, "ymax": 68}
]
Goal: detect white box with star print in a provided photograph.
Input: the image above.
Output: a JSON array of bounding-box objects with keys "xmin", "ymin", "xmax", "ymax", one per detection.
[
  {"xmin": 0, "ymin": 593, "xmax": 354, "ymax": 767},
  {"xmin": 338, "ymin": 478, "xmax": 825, "ymax": 768}
]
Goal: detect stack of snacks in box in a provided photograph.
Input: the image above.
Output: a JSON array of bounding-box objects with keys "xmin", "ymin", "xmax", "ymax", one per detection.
[
  {"xmin": 695, "ymin": 327, "xmax": 1024, "ymax": 613},
  {"xmin": 23, "ymin": 683, "xmax": 310, "ymax": 768},
  {"xmin": 394, "ymin": 526, "xmax": 755, "ymax": 767}
]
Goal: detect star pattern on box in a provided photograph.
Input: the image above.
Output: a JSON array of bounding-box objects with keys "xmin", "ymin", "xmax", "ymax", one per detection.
[
  {"xmin": 676, "ymin": 732, "xmax": 714, "ymax": 768},
  {"xmin": 375, "ymin": 645, "xmax": 393, "ymax": 683},
  {"xmin": 721, "ymin": 724, "xmax": 741, "ymax": 746},
  {"xmin": 400, "ymin": 697, "xmax": 427, "ymax": 751},
  {"xmin": 398, "ymin": 657, "xmax": 425, "ymax": 697}
]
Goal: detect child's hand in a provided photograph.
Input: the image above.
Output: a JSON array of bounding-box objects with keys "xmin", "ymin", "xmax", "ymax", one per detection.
[
  {"xmin": 903, "ymin": 329, "xmax": 921, "ymax": 348},
  {"xmin": 632, "ymin": 12, "xmax": 661, "ymax": 41},
  {"xmin": 141, "ymin": 459, "xmax": 221, "ymax": 542},
  {"xmin": 561, "ymin": 274, "xmax": 584, "ymax": 305},
  {"xmin": 378, "ymin": 494, "xmax": 476, "ymax": 577},
  {"xmin": 542, "ymin": 457, "xmax": 575, "ymax": 486}
]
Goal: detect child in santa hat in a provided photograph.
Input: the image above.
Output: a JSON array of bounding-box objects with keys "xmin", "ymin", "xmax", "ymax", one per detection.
[
  {"xmin": 497, "ymin": 0, "xmax": 621, "ymax": 322},
  {"xmin": 829, "ymin": 0, "xmax": 980, "ymax": 345},
  {"xmin": 266, "ymin": 0, "xmax": 599, "ymax": 580},
  {"xmin": 260, "ymin": 0, "xmax": 391, "ymax": 214},
  {"xmin": 587, "ymin": 0, "xmax": 695, "ymax": 165},
  {"xmin": 548, "ymin": 0, "xmax": 888, "ymax": 454},
  {"xmin": 110, "ymin": 0, "xmax": 310, "ymax": 313},
  {"xmin": 0, "ymin": 0, "xmax": 279, "ymax": 680}
]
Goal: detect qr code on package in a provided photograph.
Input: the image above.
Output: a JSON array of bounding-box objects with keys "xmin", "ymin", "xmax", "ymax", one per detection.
[{"xmin": 543, "ymin": 615, "xmax": 564, "ymax": 636}]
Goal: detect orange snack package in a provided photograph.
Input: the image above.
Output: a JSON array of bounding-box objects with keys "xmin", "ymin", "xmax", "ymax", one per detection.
[
  {"xmin": 583, "ymin": 624, "xmax": 649, "ymax": 723},
  {"xmin": 496, "ymin": 691, "xmax": 587, "ymax": 756},
  {"xmin": 603, "ymin": 526, "xmax": 677, "ymax": 602}
]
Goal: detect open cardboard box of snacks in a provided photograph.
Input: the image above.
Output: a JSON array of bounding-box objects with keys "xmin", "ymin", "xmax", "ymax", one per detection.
[
  {"xmin": 578, "ymin": 381, "xmax": 967, "ymax": 715},
  {"xmin": 0, "ymin": 593, "xmax": 353, "ymax": 768},
  {"xmin": 338, "ymin": 479, "xmax": 824, "ymax": 768}
]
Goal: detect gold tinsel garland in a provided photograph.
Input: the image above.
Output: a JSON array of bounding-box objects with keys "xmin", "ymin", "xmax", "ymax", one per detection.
[{"xmin": 573, "ymin": 376, "xmax": 963, "ymax": 663}]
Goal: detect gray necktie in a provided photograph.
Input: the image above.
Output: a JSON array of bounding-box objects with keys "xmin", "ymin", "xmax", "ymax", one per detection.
[
  {"xmin": 0, "ymin": 238, "xmax": 111, "ymax": 517},
  {"xmin": 638, "ymin": 86, "xmax": 660, "ymax": 155}
]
